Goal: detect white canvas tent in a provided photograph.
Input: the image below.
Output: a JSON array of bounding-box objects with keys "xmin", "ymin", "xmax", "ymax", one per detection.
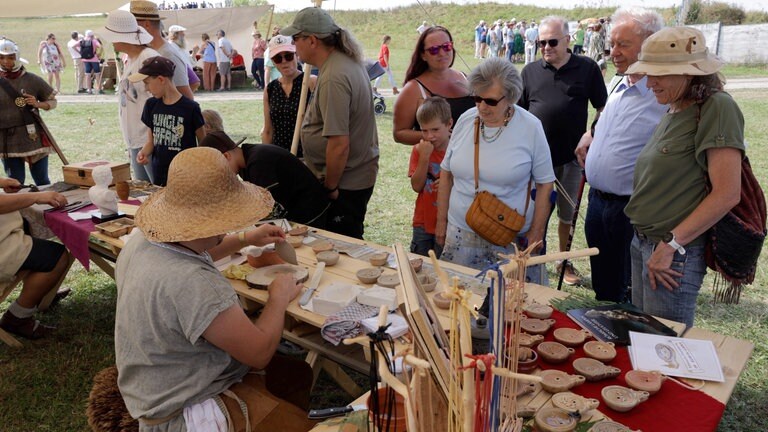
[{"xmin": 3, "ymin": 1, "xmax": 131, "ymax": 17}]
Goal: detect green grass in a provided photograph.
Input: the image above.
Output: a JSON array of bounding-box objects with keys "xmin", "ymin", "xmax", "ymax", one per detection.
[{"xmin": 1, "ymin": 3, "xmax": 767, "ymax": 431}]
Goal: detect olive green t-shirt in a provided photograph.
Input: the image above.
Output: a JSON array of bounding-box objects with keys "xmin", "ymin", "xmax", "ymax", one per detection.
[{"xmin": 624, "ymin": 92, "xmax": 745, "ymax": 242}]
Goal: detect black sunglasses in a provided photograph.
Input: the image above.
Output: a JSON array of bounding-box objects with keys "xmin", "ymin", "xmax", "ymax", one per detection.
[
  {"xmin": 271, "ymin": 52, "xmax": 295, "ymax": 64},
  {"xmin": 472, "ymin": 95, "xmax": 506, "ymax": 107},
  {"xmin": 424, "ymin": 41, "xmax": 453, "ymax": 55},
  {"xmin": 538, "ymin": 37, "xmax": 566, "ymax": 48}
]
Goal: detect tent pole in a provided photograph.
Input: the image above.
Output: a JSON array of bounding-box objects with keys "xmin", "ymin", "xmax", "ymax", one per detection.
[{"xmin": 289, "ymin": 0, "xmax": 323, "ymax": 156}]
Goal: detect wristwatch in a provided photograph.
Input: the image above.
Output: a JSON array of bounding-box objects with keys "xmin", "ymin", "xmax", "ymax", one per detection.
[{"xmin": 662, "ymin": 232, "xmax": 686, "ymax": 255}]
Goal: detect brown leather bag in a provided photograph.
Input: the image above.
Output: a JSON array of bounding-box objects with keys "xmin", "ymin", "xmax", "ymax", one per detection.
[{"xmin": 465, "ymin": 117, "xmax": 531, "ymax": 246}]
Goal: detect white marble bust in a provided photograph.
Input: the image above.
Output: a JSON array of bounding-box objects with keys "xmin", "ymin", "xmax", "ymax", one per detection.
[{"xmin": 88, "ymin": 165, "xmax": 118, "ymax": 216}]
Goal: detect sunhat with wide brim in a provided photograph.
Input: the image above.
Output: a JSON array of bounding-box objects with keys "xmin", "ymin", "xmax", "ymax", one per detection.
[
  {"xmin": 625, "ymin": 26, "xmax": 724, "ymax": 76},
  {"xmin": 130, "ymin": 0, "xmax": 166, "ymax": 21},
  {"xmin": 135, "ymin": 147, "xmax": 274, "ymax": 242},
  {"xmin": 101, "ymin": 10, "xmax": 153, "ymax": 46}
]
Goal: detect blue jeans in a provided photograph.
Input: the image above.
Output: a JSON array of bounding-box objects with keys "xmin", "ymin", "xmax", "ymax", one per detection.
[
  {"xmin": 584, "ymin": 189, "xmax": 633, "ymax": 302},
  {"xmin": 3, "ymin": 156, "xmax": 50, "ymax": 185},
  {"xmin": 410, "ymin": 226, "xmax": 442, "ymax": 258},
  {"xmin": 251, "ymin": 58, "xmax": 265, "ymax": 89},
  {"xmin": 128, "ymin": 148, "xmax": 153, "ymax": 183},
  {"xmin": 630, "ymin": 234, "xmax": 706, "ymax": 328}
]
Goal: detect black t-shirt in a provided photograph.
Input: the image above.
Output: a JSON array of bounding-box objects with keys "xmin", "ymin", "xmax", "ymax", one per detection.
[
  {"xmin": 240, "ymin": 144, "xmax": 329, "ymax": 226},
  {"xmin": 141, "ymin": 96, "xmax": 204, "ymax": 186},
  {"xmin": 519, "ymin": 54, "xmax": 607, "ymax": 167}
]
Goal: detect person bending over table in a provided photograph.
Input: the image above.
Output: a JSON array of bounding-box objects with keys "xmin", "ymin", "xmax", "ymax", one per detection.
[
  {"xmin": 115, "ymin": 147, "xmax": 316, "ymax": 430},
  {"xmin": 0, "ymin": 177, "xmax": 72, "ymax": 339}
]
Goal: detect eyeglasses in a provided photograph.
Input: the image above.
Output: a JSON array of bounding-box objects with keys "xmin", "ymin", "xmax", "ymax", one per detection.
[
  {"xmin": 538, "ymin": 36, "xmax": 566, "ymax": 48},
  {"xmin": 472, "ymin": 95, "xmax": 506, "ymax": 106},
  {"xmin": 271, "ymin": 52, "xmax": 295, "ymax": 64},
  {"xmin": 424, "ymin": 41, "xmax": 453, "ymax": 55}
]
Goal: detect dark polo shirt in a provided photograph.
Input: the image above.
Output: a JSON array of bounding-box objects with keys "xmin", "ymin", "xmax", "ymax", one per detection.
[{"xmin": 519, "ymin": 53, "xmax": 607, "ymax": 167}]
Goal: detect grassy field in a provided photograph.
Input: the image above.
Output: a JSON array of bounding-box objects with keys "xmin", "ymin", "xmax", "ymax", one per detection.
[{"xmin": 1, "ymin": 3, "xmax": 767, "ymax": 431}]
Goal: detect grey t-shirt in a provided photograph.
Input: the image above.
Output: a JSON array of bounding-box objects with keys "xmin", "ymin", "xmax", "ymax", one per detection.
[
  {"xmin": 300, "ymin": 50, "xmax": 379, "ymax": 190},
  {"xmin": 115, "ymin": 233, "xmax": 249, "ymax": 431},
  {"xmin": 157, "ymin": 42, "xmax": 191, "ymax": 88}
]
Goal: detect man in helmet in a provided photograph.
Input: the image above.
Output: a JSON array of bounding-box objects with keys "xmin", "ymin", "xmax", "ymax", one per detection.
[{"xmin": 0, "ymin": 38, "xmax": 58, "ymax": 185}]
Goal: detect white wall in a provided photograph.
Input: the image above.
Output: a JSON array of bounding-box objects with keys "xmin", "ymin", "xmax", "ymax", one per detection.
[{"xmin": 690, "ymin": 22, "xmax": 768, "ymax": 64}]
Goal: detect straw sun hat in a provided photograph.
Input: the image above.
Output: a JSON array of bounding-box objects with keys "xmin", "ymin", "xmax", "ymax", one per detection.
[
  {"xmin": 135, "ymin": 147, "xmax": 274, "ymax": 242},
  {"xmin": 625, "ymin": 27, "xmax": 724, "ymax": 76}
]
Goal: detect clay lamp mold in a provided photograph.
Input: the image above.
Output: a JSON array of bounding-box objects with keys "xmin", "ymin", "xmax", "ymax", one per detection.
[
  {"xmin": 433, "ymin": 291, "xmax": 452, "ymax": 310},
  {"xmin": 539, "ymin": 370, "xmax": 586, "ymax": 393},
  {"xmin": 410, "ymin": 258, "xmax": 423, "ymax": 273},
  {"xmin": 553, "ymin": 328, "xmax": 593, "ymax": 347},
  {"xmin": 288, "ymin": 225, "xmax": 309, "ymax": 237},
  {"xmin": 534, "ymin": 407, "xmax": 579, "ymax": 432},
  {"xmin": 417, "ymin": 274, "xmax": 437, "ymax": 292},
  {"xmin": 583, "ymin": 341, "xmax": 618, "ymax": 362},
  {"xmin": 601, "ymin": 385, "xmax": 649, "ymax": 413},
  {"xmin": 376, "ymin": 273, "xmax": 400, "ymax": 288},
  {"xmin": 537, "ymin": 341, "xmax": 575, "ymax": 364},
  {"xmin": 587, "ymin": 420, "xmax": 642, "ymax": 432},
  {"xmin": 524, "ymin": 302, "xmax": 554, "ymax": 319},
  {"xmin": 356, "ymin": 267, "xmax": 382, "ymax": 284},
  {"xmin": 285, "ymin": 235, "xmax": 304, "ymax": 248},
  {"xmin": 506, "ymin": 346, "xmax": 538, "ymax": 373},
  {"xmin": 517, "ymin": 332, "xmax": 545, "ymax": 348},
  {"xmin": 572, "ymin": 357, "xmax": 621, "ymax": 382},
  {"xmin": 311, "ymin": 240, "xmax": 334, "ymax": 254},
  {"xmin": 520, "ymin": 318, "xmax": 556, "ymax": 335},
  {"xmin": 624, "ymin": 370, "xmax": 666, "ymax": 395},
  {"xmin": 551, "ymin": 391, "xmax": 600, "ymax": 416},
  {"xmin": 315, "ymin": 250, "xmax": 339, "ymax": 266},
  {"xmin": 369, "ymin": 252, "xmax": 389, "ymax": 266}
]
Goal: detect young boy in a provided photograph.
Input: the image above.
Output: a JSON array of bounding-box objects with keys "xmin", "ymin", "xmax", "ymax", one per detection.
[
  {"xmin": 130, "ymin": 56, "xmax": 205, "ymax": 186},
  {"xmin": 409, "ymin": 96, "xmax": 452, "ymax": 257}
]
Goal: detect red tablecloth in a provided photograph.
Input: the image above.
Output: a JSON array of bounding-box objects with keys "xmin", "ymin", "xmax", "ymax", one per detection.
[{"xmin": 538, "ymin": 310, "xmax": 725, "ymax": 431}]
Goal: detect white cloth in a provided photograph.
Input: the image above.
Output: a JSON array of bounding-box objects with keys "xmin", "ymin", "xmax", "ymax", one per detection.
[
  {"xmin": 217, "ymin": 37, "xmax": 233, "ymax": 64},
  {"xmin": 157, "ymin": 42, "xmax": 190, "ymax": 88},
  {"xmin": 118, "ymin": 47, "xmax": 160, "ymax": 149},
  {"xmin": 183, "ymin": 398, "xmax": 228, "ymax": 432},
  {"xmin": 585, "ymin": 75, "xmax": 668, "ymax": 195},
  {"xmin": 67, "ymin": 38, "xmax": 81, "ymax": 59},
  {"xmin": 441, "ymin": 106, "xmax": 555, "ymax": 234}
]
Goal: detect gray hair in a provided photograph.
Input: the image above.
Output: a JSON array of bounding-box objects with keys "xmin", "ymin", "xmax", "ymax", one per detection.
[
  {"xmin": 611, "ymin": 7, "xmax": 664, "ymax": 38},
  {"xmin": 316, "ymin": 28, "xmax": 364, "ymax": 64},
  {"xmin": 539, "ymin": 16, "xmax": 569, "ymax": 36},
  {"xmin": 467, "ymin": 58, "xmax": 522, "ymax": 104}
]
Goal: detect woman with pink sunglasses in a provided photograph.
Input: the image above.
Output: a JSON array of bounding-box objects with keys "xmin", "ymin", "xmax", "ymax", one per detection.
[{"xmin": 393, "ymin": 26, "xmax": 474, "ymax": 145}]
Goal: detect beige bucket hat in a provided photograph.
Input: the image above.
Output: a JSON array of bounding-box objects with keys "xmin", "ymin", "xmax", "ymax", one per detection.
[
  {"xmin": 625, "ymin": 27, "xmax": 724, "ymax": 76},
  {"xmin": 135, "ymin": 147, "xmax": 274, "ymax": 242}
]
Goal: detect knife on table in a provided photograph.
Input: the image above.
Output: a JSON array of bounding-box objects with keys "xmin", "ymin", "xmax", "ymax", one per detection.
[
  {"xmin": 308, "ymin": 404, "xmax": 366, "ymax": 420},
  {"xmin": 298, "ymin": 261, "xmax": 325, "ymax": 306}
]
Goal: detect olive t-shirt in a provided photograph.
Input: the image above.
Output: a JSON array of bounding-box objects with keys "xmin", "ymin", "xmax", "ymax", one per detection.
[
  {"xmin": 300, "ymin": 51, "xmax": 379, "ymax": 190},
  {"xmin": 624, "ymin": 92, "xmax": 745, "ymax": 242}
]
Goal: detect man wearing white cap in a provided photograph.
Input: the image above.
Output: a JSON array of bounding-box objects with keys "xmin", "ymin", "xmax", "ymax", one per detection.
[
  {"xmin": 167, "ymin": 23, "xmax": 201, "ymax": 92},
  {"xmin": 102, "ymin": 9, "xmax": 160, "ymax": 183}
]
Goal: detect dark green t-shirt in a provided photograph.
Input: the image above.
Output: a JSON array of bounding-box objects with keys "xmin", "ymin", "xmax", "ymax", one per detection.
[{"xmin": 625, "ymin": 92, "xmax": 745, "ymax": 242}]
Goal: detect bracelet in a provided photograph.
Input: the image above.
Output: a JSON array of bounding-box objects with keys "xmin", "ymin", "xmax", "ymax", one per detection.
[{"xmin": 238, "ymin": 231, "xmax": 248, "ymax": 248}]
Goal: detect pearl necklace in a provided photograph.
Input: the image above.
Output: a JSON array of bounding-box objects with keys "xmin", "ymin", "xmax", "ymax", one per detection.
[{"xmin": 480, "ymin": 107, "xmax": 513, "ymax": 143}]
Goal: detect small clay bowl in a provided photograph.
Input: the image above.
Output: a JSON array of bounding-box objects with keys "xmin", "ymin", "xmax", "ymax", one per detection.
[
  {"xmin": 601, "ymin": 385, "xmax": 649, "ymax": 413},
  {"xmin": 418, "ymin": 274, "xmax": 437, "ymax": 292},
  {"xmin": 369, "ymin": 252, "xmax": 389, "ymax": 266},
  {"xmin": 517, "ymin": 332, "xmax": 545, "ymax": 348},
  {"xmin": 356, "ymin": 267, "xmax": 382, "ymax": 284},
  {"xmin": 524, "ymin": 302, "xmax": 554, "ymax": 319},
  {"xmin": 315, "ymin": 250, "xmax": 339, "ymax": 266},
  {"xmin": 433, "ymin": 291, "xmax": 451, "ymax": 309},
  {"xmin": 520, "ymin": 318, "xmax": 556, "ymax": 335},
  {"xmin": 624, "ymin": 370, "xmax": 666, "ymax": 395},
  {"xmin": 572, "ymin": 357, "xmax": 621, "ymax": 382},
  {"xmin": 539, "ymin": 370, "xmax": 586, "ymax": 393},
  {"xmin": 311, "ymin": 240, "xmax": 334, "ymax": 254},
  {"xmin": 583, "ymin": 341, "xmax": 618, "ymax": 362},
  {"xmin": 506, "ymin": 346, "xmax": 538, "ymax": 373},
  {"xmin": 551, "ymin": 391, "xmax": 600, "ymax": 415},
  {"xmin": 410, "ymin": 258, "xmax": 423, "ymax": 273},
  {"xmin": 288, "ymin": 226, "xmax": 309, "ymax": 237},
  {"xmin": 377, "ymin": 273, "xmax": 400, "ymax": 288},
  {"xmin": 285, "ymin": 235, "xmax": 304, "ymax": 248},
  {"xmin": 553, "ymin": 328, "xmax": 593, "ymax": 347},
  {"xmin": 588, "ymin": 421, "xmax": 642, "ymax": 432},
  {"xmin": 537, "ymin": 341, "xmax": 575, "ymax": 364},
  {"xmin": 534, "ymin": 407, "xmax": 578, "ymax": 432}
]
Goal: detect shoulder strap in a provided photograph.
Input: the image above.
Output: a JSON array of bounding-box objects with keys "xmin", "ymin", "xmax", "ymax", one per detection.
[
  {"xmin": 0, "ymin": 77, "xmax": 35, "ymax": 124},
  {"xmin": 414, "ymin": 79, "xmax": 432, "ymax": 99}
]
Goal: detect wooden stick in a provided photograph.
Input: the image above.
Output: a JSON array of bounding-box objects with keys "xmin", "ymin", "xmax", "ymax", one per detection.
[
  {"xmin": 429, "ymin": 249, "xmax": 450, "ymax": 290},
  {"xmin": 475, "ymin": 361, "xmax": 542, "ymax": 382},
  {"xmin": 498, "ymin": 247, "xmax": 599, "ymax": 276}
]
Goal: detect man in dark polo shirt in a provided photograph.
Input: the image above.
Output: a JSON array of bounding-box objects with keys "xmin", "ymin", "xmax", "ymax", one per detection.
[
  {"xmin": 519, "ymin": 15, "xmax": 607, "ymax": 285},
  {"xmin": 200, "ymin": 131, "xmax": 330, "ymax": 228}
]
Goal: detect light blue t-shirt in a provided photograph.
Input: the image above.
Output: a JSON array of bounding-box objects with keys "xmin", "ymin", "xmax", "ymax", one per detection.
[{"xmin": 441, "ymin": 106, "xmax": 556, "ymax": 234}]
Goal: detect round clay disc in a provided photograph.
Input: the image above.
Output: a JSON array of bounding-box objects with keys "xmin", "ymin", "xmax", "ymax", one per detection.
[
  {"xmin": 588, "ymin": 420, "xmax": 640, "ymax": 432},
  {"xmin": 246, "ymin": 264, "xmax": 309, "ymax": 289},
  {"xmin": 377, "ymin": 273, "xmax": 400, "ymax": 288}
]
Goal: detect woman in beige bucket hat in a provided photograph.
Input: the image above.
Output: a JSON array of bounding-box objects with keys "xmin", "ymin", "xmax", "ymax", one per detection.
[{"xmin": 623, "ymin": 27, "xmax": 745, "ymax": 327}]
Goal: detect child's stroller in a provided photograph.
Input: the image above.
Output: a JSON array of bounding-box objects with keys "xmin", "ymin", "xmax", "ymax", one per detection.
[{"xmin": 366, "ymin": 60, "xmax": 387, "ymax": 115}]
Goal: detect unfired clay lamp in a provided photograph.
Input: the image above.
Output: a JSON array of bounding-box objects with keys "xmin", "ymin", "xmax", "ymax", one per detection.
[
  {"xmin": 356, "ymin": 267, "xmax": 382, "ymax": 284},
  {"xmin": 316, "ymin": 250, "xmax": 339, "ymax": 266},
  {"xmin": 288, "ymin": 225, "xmax": 309, "ymax": 237},
  {"xmin": 517, "ymin": 332, "xmax": 544, "ymax": 348},
  {"xmin": 285, "ymin": 235, "xmax": 304, "ymax": 248},
  {"xmin": 553, "ymin": 328, "xmax": 593, "ymax": 347},
  {"xmin": 524, "ymin": 302, "xmax": 554, "ymax": 319},
  {"xmin": 572, "ymin": 357, "xmax": 621, "ymax": 382},
  {"xmin": 588, "ymin": 420, "xmax": 642, "ymax": 432},
  {"xmin": 624, "ymin": 370, "xmax": 666, "ymax": 395},
  {"xmin": 551, "ymin": 391, "xmax": 600, "ymax": 415},
  {"xmin": 520, "ymin": 318, "xmax": 556, "ymax": 335},
  {"xmin": 537, "ymin": 341, "xmax": 575, "ymax": 364},
  {"xmin": 376, "ymin": 273, "xmax": 400, "ymax": 288},
  {"xmin": 601, "ymin": 385, "xmax": 649, "ymax": 413},
  {"xmin": 369, "ymin": 252, "xmax": 389, "ymax": 266},
  {"xmin": 534, "ymin": 407, "xmax": 579, "ymax": 432},
  {"xmin": 539, "ymin": 370, "xmax": 586, "ymax": 393},
  {"xmin": 583, "ymin": 341, "xmax": 618, "ymax": 362},
  {"xmin": 417, "ymin": 274, "xmax": 437, "ymax": 292}
]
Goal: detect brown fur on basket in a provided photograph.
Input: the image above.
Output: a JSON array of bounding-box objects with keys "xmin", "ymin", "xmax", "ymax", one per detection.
[{"xmin": 86, "ymin": 366, "xmax": 139, "ymax": 432}]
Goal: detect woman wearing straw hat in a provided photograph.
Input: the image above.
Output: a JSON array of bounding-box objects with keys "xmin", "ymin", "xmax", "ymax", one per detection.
[
  {"xmin": 623, "ymin": 27, "xmax": 744, "ymax": 327},
  {"xmin": 115, "ymin": 147, "xmax": 316, "ymax": 430}
]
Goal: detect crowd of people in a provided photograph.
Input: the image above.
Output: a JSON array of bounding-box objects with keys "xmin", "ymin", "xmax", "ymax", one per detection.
[{"xmin": 0, "ymin": 1, "xmax": 750, "ymax": 429}]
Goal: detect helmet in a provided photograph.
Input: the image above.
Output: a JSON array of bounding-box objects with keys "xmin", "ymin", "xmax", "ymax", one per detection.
[{"xmin": 0, "ymin": 38, "xmax": 28, "ymax": 72}]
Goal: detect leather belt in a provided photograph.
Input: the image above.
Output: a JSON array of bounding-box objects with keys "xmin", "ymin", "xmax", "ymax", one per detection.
[{"xmin": 592, "ymin": 188, "xmax": 630, "ymax": 202}]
